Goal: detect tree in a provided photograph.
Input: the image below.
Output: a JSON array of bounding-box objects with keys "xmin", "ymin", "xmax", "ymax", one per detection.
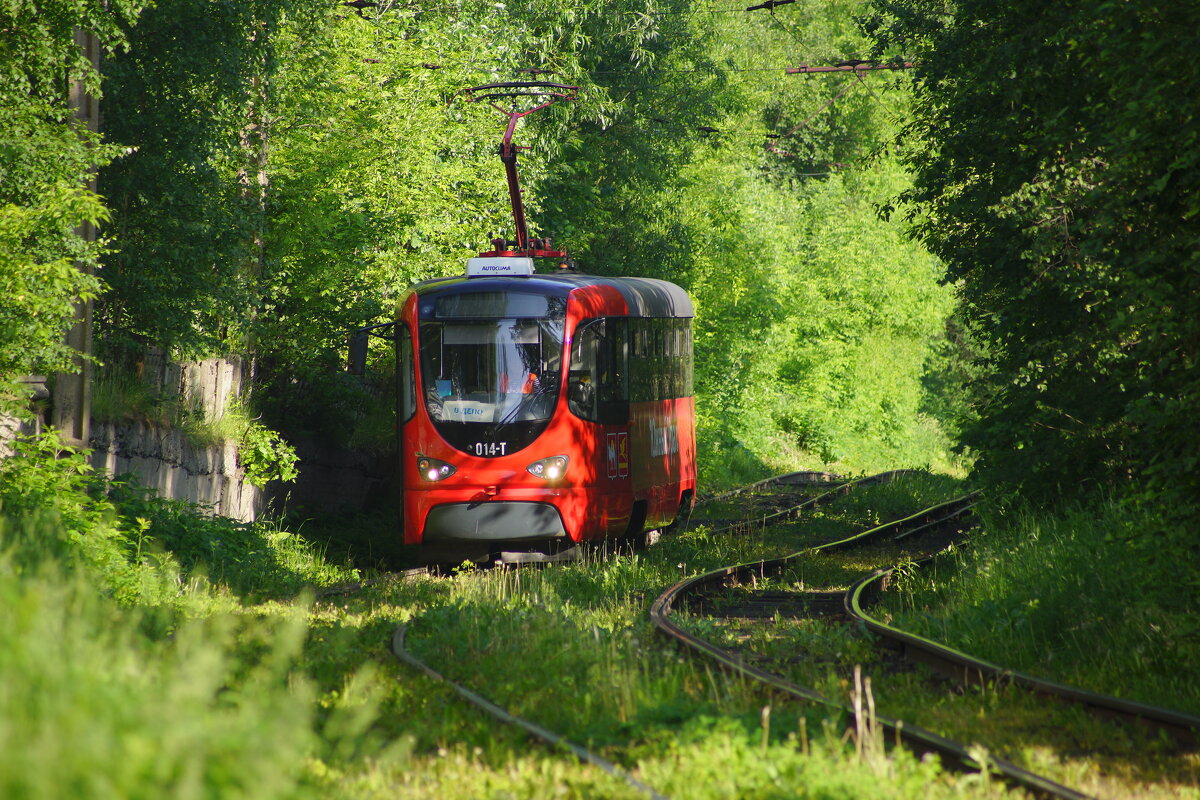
[
  {"xmin": 98, "ymin": 0, "xmax": 316, "ymax": 358},
  {"xmin": 864, "ymin": 0, "xmax": 1200, "ymax": 519},
  {"xmin": 0, "ymin": 0, "xmax": 142, "ymax": 414},
  {"xmin": 95, "ymin": 0, "xmax": 958, "ymax": 473}
]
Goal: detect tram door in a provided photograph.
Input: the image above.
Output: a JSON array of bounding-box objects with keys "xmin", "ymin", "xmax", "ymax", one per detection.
[{"xmin": 568, "ymin": 318, "xmax": 632, "ymax": 539}]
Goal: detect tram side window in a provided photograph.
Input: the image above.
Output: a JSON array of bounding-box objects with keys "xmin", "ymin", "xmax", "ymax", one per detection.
[
  {"xmin": 682, "ymin": 318, "xmax": 694, "ymax": 397},
  {"xmin": 568, "ymin": 318, "xmax": 629, "ymax": 424},
  {"xmin": 629, "ymin": 320, "xmax": 647, "ymax": 403},
  {"xmin": 629, "ymin": 318, "xmax": 662, "ymax": 402},
  {"xmin": 568, "ymin": 322, "xmax": 598, "ymax": 420},
  {"xmin": 666, "ymin": 320, "xmax": 677, "ymax": 399},
  {"xmin": 626, "ymin": 317, "xmax": 694, "ymax": 401},
  {"xmin": 397, "ymin": 324, "xmax": 416, "ymax": 422}
]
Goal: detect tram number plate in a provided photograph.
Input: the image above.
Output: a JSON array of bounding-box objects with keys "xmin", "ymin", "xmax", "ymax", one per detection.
[{"xmin": 473, "ymin": 441, "xmax": 508, "ymax": 457}]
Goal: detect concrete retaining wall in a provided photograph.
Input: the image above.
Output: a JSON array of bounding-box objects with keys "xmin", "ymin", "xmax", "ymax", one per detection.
[
  {"xmin": 5, "ymin": 354, "xmax": 389, "ymax": 524},
  {"xmin": 138, "ymin": 348, "xmax": 248, "ymax": 420},
  {"xmin": 80, "ymin": 350, "xmax": 264, "ymax": 520},
  {"xmin": 89, "ymin": 421, "xmax": 265, "ymax": 521},
  {"xmin": 0, "ymin": 376, "xmax": 48, "ymax": 458}
]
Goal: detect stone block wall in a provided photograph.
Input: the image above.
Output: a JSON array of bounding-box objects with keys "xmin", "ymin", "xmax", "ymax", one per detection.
[
  {"xmin": 138, "ymin": 347, "xmax": 248, "ymax": 420},
  {"xmin": 84, "ymin": 350, "xmax": 262, "ymax": 521},
  {"xmin": 89, "ymin": 421, "xmax": 265, "ymax": 521}
]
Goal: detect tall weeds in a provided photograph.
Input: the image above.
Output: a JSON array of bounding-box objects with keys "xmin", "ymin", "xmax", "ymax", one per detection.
[{"xmin": 889, "ymin": 497, "xmax": 1200, "ymax": 713}]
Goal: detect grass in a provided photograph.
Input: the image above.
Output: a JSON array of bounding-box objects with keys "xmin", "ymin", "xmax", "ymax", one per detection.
[
  {"xmin": 675, "ymin": 487, "xmax": 1200, "ymax": 798},
  {"xmin": 4, "ymin": 429, "xmax": 1198, "ymax": 798},
  {"xmin": 880, "ymin": 498, "xmax": 1200, "ymax": 716},
  {"xmin": 109, "ymin": 481, "xmax": 358, "ymax": 602},
  {"xmin": 0, "ymin": 522, "xmax": 320, "ymax": 799},
  {"xmin": 89, "ymin": 365, "xmax": 175, "ymax": 427}
]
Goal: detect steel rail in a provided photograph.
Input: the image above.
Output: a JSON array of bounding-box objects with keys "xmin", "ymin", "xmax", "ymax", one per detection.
[
  {"xmin": 697, "ymin": 469, "xmax": 846, "ymax": 506},
  {"xmin": 809, "ymin": 493, "xmax": 979, "ymax": 554},
  {"xmin": 694, "ymin": 468, "xmax": 927, "ymax": 536},
  {"xmin": 846, "ymin": 565, "xmax": 1200, "ymax": 744},
  {"xmin": 392, "ymin": 624, "xmax": 669, "ymax": 800},
  {"xmin": 649, "ymin": 497, "xmax": 1093, "ymax": 799}
]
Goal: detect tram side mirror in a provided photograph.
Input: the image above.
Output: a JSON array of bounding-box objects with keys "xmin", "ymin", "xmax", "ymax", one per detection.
[{"xmin": 347, "ymin": 332, "xmax": 369, "ymax": 376}]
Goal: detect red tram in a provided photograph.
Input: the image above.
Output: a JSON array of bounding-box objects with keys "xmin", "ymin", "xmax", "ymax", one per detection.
[
  {"xmin": 385, "ymin": 80, "xmax": 694, "ymax": 555},
  {"xmin": 394, "ymin": 255, "xmax": 696, "ymax": 556}
]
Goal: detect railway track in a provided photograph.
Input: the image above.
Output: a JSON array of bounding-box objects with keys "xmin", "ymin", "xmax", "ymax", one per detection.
[
  {"xmin": 651, "ymin": 481, "xmax": 1200, "ymax": 798},
  {"xmin": 317, "ymin": 469, "xmax": 882, "ymax": 593},
  {"xmin": 847, "ymin": 561, "xmax": 1200, "ymax": 746},
  {"xmin": 370, "ymin": 471, "xmax": 918, "ymax": 798},
  {"xmin": 391, "ymin": 623, "xmax": 667, "ymax": 799},
  {"xmin": 344, "ymin": 470, "xmax": 1198, "ymax": 797},
  {"xmin": 686, "ymin": 468, "xmax": 923, "ymax": 535}
]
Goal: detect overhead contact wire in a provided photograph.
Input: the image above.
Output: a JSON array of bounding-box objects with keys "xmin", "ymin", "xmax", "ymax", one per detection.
[{"xmin": 349, "ymin": 2, "xmax": 771, "ymax": 17}]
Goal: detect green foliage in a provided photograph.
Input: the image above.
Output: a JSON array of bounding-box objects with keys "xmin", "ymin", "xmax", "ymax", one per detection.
[
  {"xmin": 98, "ymin": 0, "xmax": 320, "ymax": 356},
  {"xmin": 90, "ymin": 0, "xmax": 961, "ymax": 480},
  {"xmin": 4, "ymin": 420, "xmax": 1190, "ymax": 795},
  {"xmin": 0, "ymin": 192, "xmax": 105, "ymax": 378},
  {"xmin": 0, "ymin": 430, "xmax": 192, "ymax": 606},
  {"xmin": 0, "ymin": 430, "xmax": 126, "ymax": 562},
  {"xmin": 0, "ymin": 437, "xmax": 368, "ymax": 799},
  {"xmin": 0, "ymin": 429, "xmax": 352, "ymax": 606},
  {"xmin": 863, "ymin": 0, "xmax": 1200, "ymax": 528},
  {"xmin": 108, "ymin": 484, "xmax": 356, "ymax": 601},
  {"xmin": 98, "ymin": 0, "xmax": 690, "ymax": 363},
  {"xmin": 0, "ymin": 520, "xmax": 321, "ymax": 799},
  {"xmin": 239, "ymin": 420, "xmax": 299, "ymax": 486},
  {"xmin": 0, "ymin": 0, "xmax": 143, "ymax": 415},
  {"xmin": 531, "ymin": 5, "xmax": 956, "ymax": 479},
  {"xmin": 258, "ymin": 7, "xmax": 520, "ymax": 366},
  {"xmin": 0, "ymin": 0, "xmax": 141, "ymax": 209},
  {"xmin": 0, "ymin": 433, "xmax": 362, "ymax": 796}
]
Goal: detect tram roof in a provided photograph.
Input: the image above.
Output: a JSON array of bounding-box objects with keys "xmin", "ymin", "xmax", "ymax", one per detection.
[{"xmin": 411, "ymin": 272, "xmax": 694, "ymax": 318}]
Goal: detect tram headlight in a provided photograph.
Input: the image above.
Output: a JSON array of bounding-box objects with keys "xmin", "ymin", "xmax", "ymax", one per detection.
[
  {"xmin": 416, "ymin": 456, "xmax": 456, "ymax": 482},
  {"xmin": 526, "ymin": 455, "xmax": 568, "ymax": 481}
]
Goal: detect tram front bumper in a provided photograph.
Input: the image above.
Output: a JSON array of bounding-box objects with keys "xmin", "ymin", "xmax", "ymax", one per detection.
[{"xmin": 422, "ymin": 501, "xmax": 567, "ymax": 542}]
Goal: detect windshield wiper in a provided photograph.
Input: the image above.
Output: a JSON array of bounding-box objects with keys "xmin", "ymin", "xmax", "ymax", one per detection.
[{"xmin": 496, "ymin": 384, "xmax": 556, "ymax": 426}]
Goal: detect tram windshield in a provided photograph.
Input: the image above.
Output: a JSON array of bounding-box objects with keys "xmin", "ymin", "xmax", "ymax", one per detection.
[{"xmin": 418, "ymin": 316, "xmax": 564, "ymax": 453}]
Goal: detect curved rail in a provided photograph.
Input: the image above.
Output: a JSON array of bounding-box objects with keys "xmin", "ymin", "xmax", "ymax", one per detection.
[
  {"xmin": 809, "ymin": 493, "xmax": 978, "ymax": 554},
  {"xmin": 697, "ymin": 469, "xmax": 846, "ymax": 505},
  {"xmin": 693, "ymin": 468, "xmax": 929, "ymax": 536},
  {"xmin": 392, "ymin": 624, "xmax": 668, "ymax": 800},
  {"xmin": 650, "ymin": 495, "xmax": 1091, "ymax": 799},
  {"xmin": 846, "ymin": 566, "xmax": 1200, "ymax": 744}
]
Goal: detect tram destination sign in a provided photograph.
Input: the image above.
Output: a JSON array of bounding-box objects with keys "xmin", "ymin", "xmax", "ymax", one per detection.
[
  {"xmin": 466, "ymin": 257, "xmax": 535, "ymax": 277},
  {"xmin": 442, "ymin": 400, "xmax": 495, "ymax": 423}
]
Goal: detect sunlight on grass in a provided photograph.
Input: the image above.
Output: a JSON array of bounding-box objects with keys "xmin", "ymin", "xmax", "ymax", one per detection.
[
  {"xmin": 884, "ymin": 498, "xmax": 1200, "ymax": 715},
  {"xmin": 5, "ymin": 436, "xmax": 1192, "ymax": 799}
]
